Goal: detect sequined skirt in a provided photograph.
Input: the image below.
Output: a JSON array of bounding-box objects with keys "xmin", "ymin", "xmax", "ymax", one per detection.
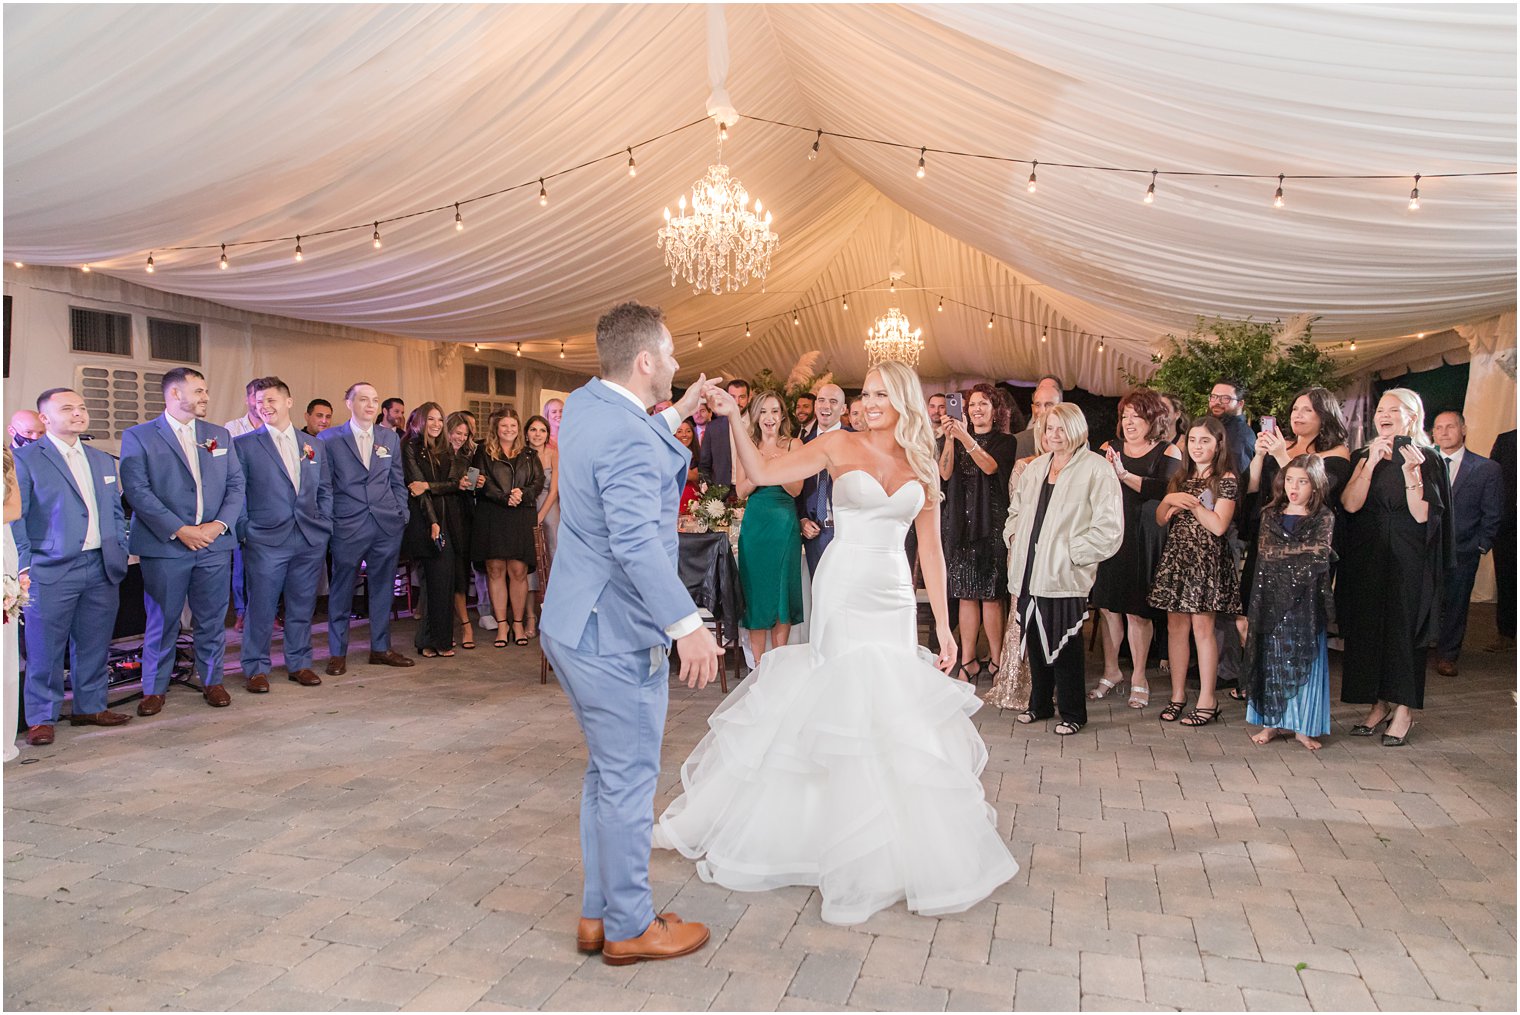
[{"xmin": 983, "ymin": 609, "xmax": 1032, "ymax": 712}]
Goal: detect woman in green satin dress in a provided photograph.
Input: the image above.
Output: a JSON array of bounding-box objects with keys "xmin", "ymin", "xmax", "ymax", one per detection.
[{"xmin": 734, "ymin": 391, "xmax": 805, "ymax": 663}]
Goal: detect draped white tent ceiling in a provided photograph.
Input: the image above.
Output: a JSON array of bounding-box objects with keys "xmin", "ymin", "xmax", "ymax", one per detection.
[{"xmin": 5, "ymin": 3, "xmax": 1515, "ymax": 391}]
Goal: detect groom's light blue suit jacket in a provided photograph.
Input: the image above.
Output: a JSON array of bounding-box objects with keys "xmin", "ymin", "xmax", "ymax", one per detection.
[{"xmin": 541, "ymin": 378, "xmax": 698, "ymax": 656}]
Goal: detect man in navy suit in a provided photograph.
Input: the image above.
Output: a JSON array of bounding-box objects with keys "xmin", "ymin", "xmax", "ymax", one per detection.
[
  {"xmin": 797, "ymin": 383, "xmax": 847, "ymax": 578},
  {"xmin": 1432, "ymin": 411, "xmax": 1504, "ymax": 675},
  {"xmin": 696, "ymin": 378, "xmax": 750, "ymax": 491},
  {"xmin": 11, "ymin": 388, "xmax": 133, "ymax": 745},
  {"xmin": 234, "ymin": 377, "xmax": 333, "ymax": 692},
  {"xmin": 120, "ymin": 367, "xmax": 246, "ymax": 713},
  {"xmin": 541, "ymin": 301, "xmax": 717, "ymax": 964},
  {"xmin": 318, "ymin": 381, "xmax": 413, "ymax": 675},
  {"xmin": 1490, "ymin": 428, "xmax": 1516, "ymax": 644}
]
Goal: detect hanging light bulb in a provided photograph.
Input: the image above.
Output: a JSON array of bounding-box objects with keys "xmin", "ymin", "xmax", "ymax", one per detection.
[
  {"xmin": 719, "ymin": 122, "xmax": 728, "ymax": 142},
  {"xmin": 1144, "ymin": 170, "xmax": 1157, "ymax": 204},
  {"xmin": 986, "ymin": 314, "xmax": 995, "ymax": 329},
  {"xmin": 454, "ymin": 204, "xmax": 464, "ymax": 231},
  {"xmin": 559, "ymin": 341, "xmax": 565, "ymax": 359},
  {"xmin": 219, "ymin": 244, "xmax": 228, "ymax": 270},
  {"xmin": 145, "ymin": 253, "xmax": 155, "ymax": 273},
  {"xmin": 745, "ymin": 322, "xmax": 751, "ymax": 337},
  {"xmin": 937, "ymin": 297, "xmax": 944, "ymax": 313},
  {"xmin": 1040, "ymin": 331, "xmax": 1048, "ymax": 343},
  {"xmin": 842, "ymin": 295, "xmax": 849, "ymax": 310},
  {"xmin": 1408, "ymin": 174, "xmax": 1421, "ymax": 210},
  {"xmin": 516, "ymin": 341, "xmax": 523, "ymax": 358},
  {"xmin": 539, "ymin": 178, "xmax": 548, "ymax": 206},
  {"xmin": 1349, "ymin": 339, "xmax": 1357, "ymax": 351},
  {"xmin": 626, "ymin": 148, "xmax": 637, "ymax": 177},
  {"xmin": 1098, "ymin": 336, "xmax": 1106, "ymax": 352},
  {"xmin": 808, "ymin": 128, "xmax": 822, "ymax": 161},
  {"xmin": 1273, "ymin": 174, "xmax": 1285, "ymax": 209},
  {"xmin": 889, "ymin": 278, "xmax": 896, "ymax": 294},
  {"xmin": 80, "ymin": 264, "xmax": 91, "ymax": 273},
  {"xmin": 697, "ymin": 332, "xmax": 703, "ymax": 349},
  {"xmin": 1027, "ymin": 160, "xmax": 1038, "ymax": 193},
  {"xmin": 293, "ymin": 236, "xmax": 303, "ymax": 262},
  {"xmin": 372, "ymin": 222, "xmax": 382, "ymax": 249},
  {"xmin": 11, "ymin": 262, "xmax": 22, "ymax": 269},
  {"xmin": 916, "ymin": 147, "xmax": 927, "ymax": 179},
  {"xmin": 793, "ymin": 311, "xmax": 801, "ymax": 326}
]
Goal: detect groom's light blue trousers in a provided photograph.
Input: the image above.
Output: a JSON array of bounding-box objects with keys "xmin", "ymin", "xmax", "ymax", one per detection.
[{"xmin": 541, "ymin": 630, "xmax": 670, "ymax": 941}]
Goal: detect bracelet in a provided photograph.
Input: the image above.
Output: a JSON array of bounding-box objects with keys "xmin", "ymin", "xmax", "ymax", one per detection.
[{"xmin": 1406, "ymin": 483, "xmax": 1421, "ymax": 491}]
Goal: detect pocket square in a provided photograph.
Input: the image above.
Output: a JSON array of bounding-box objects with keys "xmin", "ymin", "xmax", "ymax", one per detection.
[
  {"xmin": 104, "ymin": 475, "xmax": 117, "ymax": 484},
  {"xmin": 212, "ymin": 448, "xmax": 228, "ymax": 457}
]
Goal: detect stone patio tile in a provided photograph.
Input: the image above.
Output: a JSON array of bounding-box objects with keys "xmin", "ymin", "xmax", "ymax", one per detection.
[{"xmin": 847, "ymin": 975, "xmax": 950, "ymax": 1011}]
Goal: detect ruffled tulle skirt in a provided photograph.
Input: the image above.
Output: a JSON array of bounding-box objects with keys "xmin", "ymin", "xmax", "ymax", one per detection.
[{"xmin": 654, "ymin": 640, "xmax": 1020, "ymax": 926}]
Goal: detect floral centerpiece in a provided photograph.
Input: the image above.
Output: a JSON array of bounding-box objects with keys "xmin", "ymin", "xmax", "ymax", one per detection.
[{"xmin": 686, "ymin": 484, "xmax": 734, "ymax": 532}]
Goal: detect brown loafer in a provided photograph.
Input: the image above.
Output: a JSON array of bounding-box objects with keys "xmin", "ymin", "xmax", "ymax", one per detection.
[
  {"xmin": 1436, "ymin": 659, "xmax": 1459, "ymax": 677},
  {"xmin": 602, "ymin": 916, "xmax": 709, "ymax": 966},
  {"xmin": 245, "ymin": 673, "xmax": 271, "ymax": 693},
  {"xmin": 325, "ymin": 656, "xmax": 347, "ymax": 676},
  {"xmin": 288, "ymin": 669, "xmax": 322, "ymax": 686},
  {"xmin": 368, "ymin": 649, "xmax": 415, "ymax": 668},
  {"xmin": 203, "ymin": 684, "xmax": 232, "ymax": 707},
  {"xmin": 68, "ymin": 710, "xmax": 132, "ymax": 727},
  {"xmin": 577, "ymin": 912, "xmax": 682, "ymax": 953},
  {"xmin": 26, "ymin": 724, "xmax": 55, "ymax": 746},
  {"xmin": 137, "ymin": 694, "xmax": 166, "ymax": 717}
]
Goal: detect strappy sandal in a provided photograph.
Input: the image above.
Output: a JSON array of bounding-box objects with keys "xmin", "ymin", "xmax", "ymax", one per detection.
[
  {"xmin": 1180, "ymin": 706, "xmax": 1221, "ymax": 727},
  {"xmin": 460, "ymin": 624, "xmax": 476, "ymax": 650},
  {"xmin": 1088, "ymin": 675, "xmax": 1124, "ymax": 700},
  {"xmin": 1159, "ymin": 700, "xmax": 1188, "ymax": 722},
  {"xmin": 1015, "ymin": 709, "xmax": 1043, "ymax": 725},
  {"xmin": 1054, "ymin": 721, "xmax": 1083, "ymax": 736},
  {"xmin": 963, "ymin": 659, "xmax": 985, "ymax": 681},
  {"xmin": 420, "ymin": 648, "xmax": 440, "ymax": 658},
  {"xmin": 493, "ymin": 617, "xmax": 510, "ymax": 648},
  {"xmin": 511, "ymin": 617, "xmax": 529, "ymax": 646},
  {"xmin": 1127, "ymin": 683, "xmax": 1150, "ymax": 709}
]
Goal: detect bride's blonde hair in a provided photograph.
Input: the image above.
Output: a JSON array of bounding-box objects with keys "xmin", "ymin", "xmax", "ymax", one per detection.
[{"xmin": 868, "ymin": 360, "xmax": 940, "ymax": 499}]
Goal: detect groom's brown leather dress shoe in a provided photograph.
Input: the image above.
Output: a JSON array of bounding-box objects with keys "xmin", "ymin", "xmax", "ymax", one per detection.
[
  {"xmin": 602, "ymin": 916, "xmax": 708, "ymax": 966},
  {"xmin": 577, "ymin": 912, "xmax": 682, "ymax": 953}
]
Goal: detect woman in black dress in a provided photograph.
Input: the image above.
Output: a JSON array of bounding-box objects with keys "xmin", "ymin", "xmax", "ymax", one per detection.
[
  {"xmin": 444, "ymin": 411, "xmax": 481, "ymax": 648},
  {"xmin": 470, "ymin": 408, "xmax": 545, "ymax": 648},
  {"xmin": 938, "ymin": 383, "xmax": 1017, "ymax": 682},
  {"xmin": 401, "ymin": 403, "xmax": 466, "ymax": 658},
  {"xmin": 1338, "ymin": 389, "xmax": 1452, "ymax": 747},
  {"xmin": 1089, "ymin": 389, "xmax": 1183, "ymax": 709}
]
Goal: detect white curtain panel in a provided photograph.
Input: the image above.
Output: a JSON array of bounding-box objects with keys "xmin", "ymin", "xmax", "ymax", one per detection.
[{"xmin": 4, "ymin": 4, "xmax": 1514, "ymax": 390}]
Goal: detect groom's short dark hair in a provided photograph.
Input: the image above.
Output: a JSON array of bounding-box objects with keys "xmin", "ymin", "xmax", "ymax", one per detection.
[{"xmin": 596, "ymin": 302, "xmax": 666, "ymax": 376}]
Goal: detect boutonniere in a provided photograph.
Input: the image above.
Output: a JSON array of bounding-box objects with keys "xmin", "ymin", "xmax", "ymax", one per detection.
[
  {"xmin": 374, "ymin": 446, "xmax": 391, "ymax": 459},
  {"xmin": 302, "ymin": 444, "xmax": 315, "ymax": 461},
  {"xmin": 200, "ymin": 438, "xmax": 218, "ymax": 453}
]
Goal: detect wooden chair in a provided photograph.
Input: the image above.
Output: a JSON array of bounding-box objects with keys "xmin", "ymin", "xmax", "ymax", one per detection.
[{"xmin": 534, "ymin": 525, "xmax": 551, "ymax": 684}]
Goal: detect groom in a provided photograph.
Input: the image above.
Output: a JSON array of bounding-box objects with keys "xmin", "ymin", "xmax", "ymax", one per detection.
[{"xmin": 541, "ymin": 301, "xmax": 721, "ymax": 966}]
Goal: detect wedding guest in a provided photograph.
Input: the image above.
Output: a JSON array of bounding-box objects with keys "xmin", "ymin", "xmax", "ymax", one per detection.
[
  {"xmin": 691, "ymin": 400, "xmax": 712, "ymax": 445},
  {"xmin": 472, "ymin": 408, "xmax": 544, "ymax": 647},
  {"xmin": 12, "ymin": 390, "xmax": 133, "ymax": 744},
  {"xmin": 8, "ymin": 409, "xmax": 44, "ymax": 449},
  {"xmin": 1089, "ymin": 389, "xmax": 1183, "ymax": 709},
  {"xmin": 121, "ymin": 369, "xmax": 245, "ymax": 712},
  {"xmin": 1339, "ymin": 389, "xmax": 1452, "ymax": 747},
  {"xmin": 445, "ymin": 411, "xmax": 482, "ymax": 648},
  {"xmin": 1148, "ymin": 416, "xmax": 1240, "ymax": 727},
  {"xmin": 543, "ymin": 398, "xmax": 563, "ymax": 447},
  {"xmin": 1209, "ymin": 378, "xmax": 1256, "ymax": 477},
  {"xmin": 524, "ymin": 413, "xmax": 560, "ymax": 638},
  {"xmin": 223, "ymin": 378, "xmax": 263, "ymax": 632},
  {"xmin": 2, "ymin": 448, "xmax": 22, "ymax": 760},
  {"xmin": 939, "ymin": 383, "xmax": 1017, "ymax": 681},
  {"xmin": 697, "ymin": 378, "xmax": 750, "ymax": 489},
  {"xmin": 381, "ymin": 397, "xmax": 407, "ymax": 434},
  {"xmin": 460, "ymin": 409, "xmax": 479, "ymax": 443},
  {"xmin": 1429, "ymin": 411, "xmax": 1504, "ymax": 676},
  {"xmin": 1006, "ymin": 404, "xmax": 1123, "ymax": 734},
  {"xmin": 734, "ymin": 391, "xmax": 804, "ymax": 662},
  {"xmin": 318, "ymin": 381, "xmax": 414, "ymax": 675},
  {"xmin": 1014, "ymin": 375, "xmax": 1063, "ymax": 458},
  {"xmin": 1244, "ymin": 455, "xmax": 1336, "ymax": 750},
  {"xmin": 986, "ymin": 428, "xmax": 1045, "ymax": 714},
  {"xmin": 233, "ymin": 376, "xmax": 332, "ymax": 692},
  {"xmin": 302, "ymin": 398, "xmax": 333, "ymax": 437},
  {"xmin": 793, "ymin": 393, "xmax": 815, "ymax": 435},
  {"xmin": 675, "ymin": 418, "xmax": 702, "ymax": 513},
  {"xmin": 1208, "ymin": 378, "xmax": 1256, "ymax": 690},
  {"xmin": 401, "ymin": 403, "xmax": 462, "ymax": 658},
  {"xmin": 848, "ymin": 395, "xmax": 866, "ymax": 432},
  {"xmin": 1490, "ymin": 428, "xmax": 1516, "ymax": 645},
  {"xmin": 1163, "ymin": 393, "xmax": 1190, "ymax": 449},
  {"xmin": 222, "ymin": 379, "xmax": 263, "ymax": 437},
  {"xmin": 798, "ymin": 383, "xmax": 847, "ymax": 576},
  {"xmin": 927, "ymin": 393, "xmax": 948, "ymax": 428}
]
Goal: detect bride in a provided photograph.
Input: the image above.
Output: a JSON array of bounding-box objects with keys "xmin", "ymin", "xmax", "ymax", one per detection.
[{"xmin": 655, "ymin": 361, "xmax": 1019, "ymax": 926}]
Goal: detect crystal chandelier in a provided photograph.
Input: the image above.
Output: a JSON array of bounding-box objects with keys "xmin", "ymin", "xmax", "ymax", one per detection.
[
  {"xmin": 658, "ymin": 135, "xmax": 778, "ymax": 295},
  {"xmin": 865, "ymin": 307, "xmax": 924, "ymax": 368}
]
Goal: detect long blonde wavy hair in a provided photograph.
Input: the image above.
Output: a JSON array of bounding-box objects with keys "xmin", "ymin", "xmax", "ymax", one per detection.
[
  {"xmin": 1378, "ymin": 387, "xmax": 1436, "ymax": 448},
  {"xmin": 869, "ymin": 360, "xmax": 939, "ymax": 499}
]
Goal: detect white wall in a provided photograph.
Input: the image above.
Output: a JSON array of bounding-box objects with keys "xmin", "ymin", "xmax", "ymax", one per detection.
[{"xmin": 2, "ymin": 266, "xmax": 588, "ymax": 450}]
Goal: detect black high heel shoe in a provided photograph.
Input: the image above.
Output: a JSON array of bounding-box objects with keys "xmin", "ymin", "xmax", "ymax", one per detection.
[
  {"xmin": 511, "ymin": 616, "xmax": 530, "ymax": 646},
  {"xmin": 1350, "ymin": 711, "xmax": 1394, "ymax": 736}
]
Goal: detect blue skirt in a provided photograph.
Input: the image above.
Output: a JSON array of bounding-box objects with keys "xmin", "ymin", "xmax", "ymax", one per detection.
[{"xmin": 1247, "ymin": 631, "xmax": 1331, "ymax": 737}]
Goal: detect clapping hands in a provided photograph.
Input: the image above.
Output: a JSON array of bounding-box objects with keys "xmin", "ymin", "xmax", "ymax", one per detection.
[{"xmin": 702, "ymin": 382, "xmax": 742, "ymax": 419}]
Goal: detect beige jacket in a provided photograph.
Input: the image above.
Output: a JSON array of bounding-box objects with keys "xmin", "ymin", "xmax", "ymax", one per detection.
[{"xmin": 1004, "ymin": 448, "xmax": 1124, "ymax": 599}]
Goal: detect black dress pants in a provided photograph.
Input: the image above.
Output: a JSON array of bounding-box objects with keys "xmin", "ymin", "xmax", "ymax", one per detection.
[
  {"xmin": 1027, "ymin": 614, "xmax": 1088, "ymax": 726},
  {"xmin": 413, "ymin": 552, "xmax": 457, "ymax": 652}
]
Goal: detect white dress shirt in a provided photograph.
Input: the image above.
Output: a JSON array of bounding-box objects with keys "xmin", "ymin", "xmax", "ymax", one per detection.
[
  {"xmin": 599, "ymin": 378, "xmax": 700, "ymax": 640},
  {"xmin": 268, "ymin": 422, "xmax": 302, "ymax": 491},
  {"xmin": 224, "ymin": 414, "xmax": 260, "ymax": 438},
  {"xmin": 164, "ymin": 412, "xmax": 204, "ymax": 523},
  {"xmin": 1443, "ymin": 445, "xmax": 1466, "ymax": 486},
  {"xmin": 46, "ymin": 432, "xmax": 101, "ymax": 551}
]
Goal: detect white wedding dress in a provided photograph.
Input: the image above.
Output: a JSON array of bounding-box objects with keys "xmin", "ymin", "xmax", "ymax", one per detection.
[{"xmin": 655, "ymin": 470, "xmax": 1019, "ymax": 925}]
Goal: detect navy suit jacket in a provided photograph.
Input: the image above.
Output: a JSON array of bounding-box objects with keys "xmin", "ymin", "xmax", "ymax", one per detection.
[
  {"xmin": 319, "ymin": 421, "xmax": 408, "ymax": 544},
  {"xmin": 1448, "ymin": 449, "xmax": 1504, "ymax": 556},
  {"xmin": 697, "ymin": 415, "xmax": 733, "ymax": 490},
  {"xmin": 234, "ymin": 426, "xmax": 333, "ymax": 549},
  {"xmin": 10, "ymin": 438, "xmax": 129, "ymax": 583},
  {"xmin": 540, "ymin": 378, "xmax": 698, "ymax": 655},
  {"xmin": 796, "ymin": 423, "xmax": 844, "ymax": 525},
  {"xmin": 119, "ymin": 415, "xmax": 244, "ymax": 557}
]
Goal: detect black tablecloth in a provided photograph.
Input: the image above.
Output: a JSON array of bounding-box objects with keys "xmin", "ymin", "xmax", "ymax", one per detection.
[{"xmin": 678, "ymin": 531, "xmax": 744, "ymax": 645}]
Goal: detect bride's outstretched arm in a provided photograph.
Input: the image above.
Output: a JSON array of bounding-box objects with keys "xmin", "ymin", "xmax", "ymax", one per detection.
[
  {"xmin": 706, "ymin": 385, "xmax": 831, "ymax": 488},
  {"xmin": 914, "ymin": 495, "xmax": 957, "ymax": 674}
]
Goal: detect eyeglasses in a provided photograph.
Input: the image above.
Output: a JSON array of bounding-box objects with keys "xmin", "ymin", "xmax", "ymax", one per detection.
[{"xmin": 1208, "ymin": 393, "xmax": 1238, "ymax": 403}]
